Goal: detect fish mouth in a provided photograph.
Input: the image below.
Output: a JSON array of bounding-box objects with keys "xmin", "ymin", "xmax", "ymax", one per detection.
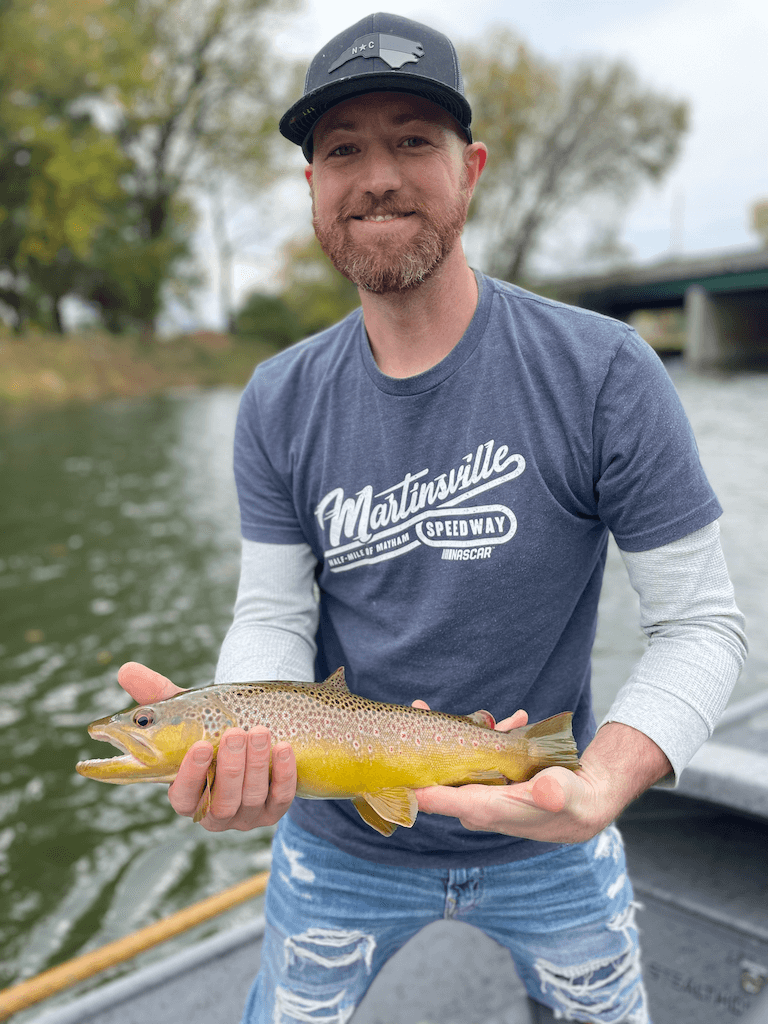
[
  {"xmin": 76, "ymin": 725, "xmax": 175, "ymax": 783},
  {"xmin": 88, "ymin": 723, "xmax": 159, "ymax": 763}
]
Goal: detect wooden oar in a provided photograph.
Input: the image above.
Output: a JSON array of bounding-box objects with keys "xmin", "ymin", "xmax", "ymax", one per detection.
[{"xmin": 0, "ymin": 870, "xmax": 270, "ymax": 1021}]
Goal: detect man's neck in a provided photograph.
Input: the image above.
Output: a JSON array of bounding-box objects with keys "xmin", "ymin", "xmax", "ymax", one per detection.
[{"xmin": 358, "ymin": 248, "xmax": 479, "ymax": 379}]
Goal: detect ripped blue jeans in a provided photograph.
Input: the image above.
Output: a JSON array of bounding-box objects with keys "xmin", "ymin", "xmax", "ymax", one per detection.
[{"xmin": 242, "ymin": 815, "xmax": 649, "ymax": 1024}]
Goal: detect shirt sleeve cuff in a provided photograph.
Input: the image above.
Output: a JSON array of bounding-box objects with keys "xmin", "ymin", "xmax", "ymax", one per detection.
[{"xmin": 600, "ymin": 681, "xmax": 710, "ymax": 786}]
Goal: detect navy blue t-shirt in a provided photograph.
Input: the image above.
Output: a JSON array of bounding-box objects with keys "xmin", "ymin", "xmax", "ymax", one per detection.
[{"xmin": 233, "ymin": 273, "xmax": 721, "ymax": 867}]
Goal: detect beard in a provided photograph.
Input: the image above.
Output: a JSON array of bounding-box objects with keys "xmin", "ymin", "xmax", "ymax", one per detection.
[{"xmin": 312, "ymin": 174, "xmax": 471, "ymax": 295}]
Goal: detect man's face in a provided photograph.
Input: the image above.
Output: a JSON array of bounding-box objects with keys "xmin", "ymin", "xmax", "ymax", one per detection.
[{"xmin": 306, "ymin": 93, "xmax": 483, "ymax": 294}]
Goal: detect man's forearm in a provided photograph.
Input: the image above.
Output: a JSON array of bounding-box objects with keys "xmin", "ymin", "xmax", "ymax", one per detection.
[
  {"xmin": 215, "ymin": 540, "xmax": 319, "ymax": 684},
  {"xmin": 603, "ymin": 521, "xmax": 747, "ymax": 782},
  {"xmin": 578, "ymin": 722, "xmax": 672, "ymax": 829}
]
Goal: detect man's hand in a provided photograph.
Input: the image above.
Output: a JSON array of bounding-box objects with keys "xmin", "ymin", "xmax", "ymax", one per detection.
[
  {"xmin": 117, "ymin": 662, "xmax": 297, "ymax": 832},
  {"xmin": 414, "ymin": 716, "xmax": 672, "ymax": 845}
]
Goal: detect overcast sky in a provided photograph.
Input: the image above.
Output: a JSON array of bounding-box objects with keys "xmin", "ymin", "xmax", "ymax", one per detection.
[{"xmin": 191, "ymin": 0, "xmax": 767, "ymax": 327}]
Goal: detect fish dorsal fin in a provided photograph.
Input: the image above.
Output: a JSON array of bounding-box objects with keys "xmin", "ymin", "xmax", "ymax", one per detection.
[
  {"xmin": 321, "ymin": 667, "xmax": 349, "ymax": 691},
  {"xmin": 364, "ymin": 787, "xmax": 418, "ymax": 828},
  {"xmin": 519, "ymin": 712, "xmax": 581, "ymax": 772},
  {"xmin": 467, "ymin": 709, "xmax": 496, "ymax": 729},
  {"xmin": 522, "ymin": 712, "xmax": 573, "ymax": 740},
  {"xmin": 352, "ymin": 797, "xmax": 398, "ymax": 836}
]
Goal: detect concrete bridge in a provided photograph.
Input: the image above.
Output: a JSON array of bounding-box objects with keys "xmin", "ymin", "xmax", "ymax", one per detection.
[{"xmin": 545, "ymin": 248, "xmax": 768, "ymax": 370}]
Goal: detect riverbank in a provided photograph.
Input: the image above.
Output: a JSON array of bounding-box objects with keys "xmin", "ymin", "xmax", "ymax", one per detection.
[{"xmin": 0, "ymin": 331, "xmax": 280, "ymax": 415}]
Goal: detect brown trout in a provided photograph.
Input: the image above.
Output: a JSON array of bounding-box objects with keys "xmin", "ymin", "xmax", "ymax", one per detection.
[{"xmin": 76, "ymin": 667, "xmax": 581, "ymax": 835}]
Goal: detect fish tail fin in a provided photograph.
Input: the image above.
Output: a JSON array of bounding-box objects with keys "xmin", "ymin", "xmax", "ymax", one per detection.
[{"xmin": 518, "ymin": 712, "xmax": 581, "ymax": 773}]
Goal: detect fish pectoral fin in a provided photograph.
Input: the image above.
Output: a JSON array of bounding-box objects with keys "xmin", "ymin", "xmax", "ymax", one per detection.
[
  {"xmin": 364, "ymin": 787, "xmax": 418, "ymax": 829},
  {"xmin": 467, "ymin": 709, "xmax": 496, "ymax": 729},
  {"xmin": 454, "ymin": 769, "xmax": 508, "ymax": 785},
  {"xmin": 352, "ymin": 797, "xmax": 398, "ymax": 836},
  {"xmin": 193, "ymin": 762, "xmax": 217, "ymax": 824}
]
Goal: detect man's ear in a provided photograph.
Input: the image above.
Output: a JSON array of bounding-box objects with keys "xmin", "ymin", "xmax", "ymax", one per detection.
[
  {"xmin": 464, "ymin": 142, "xmax": 488, "ymax": 198},
  {"xmin": 305, "ymin": 165, "xmax": 313, "ymax": 189}
]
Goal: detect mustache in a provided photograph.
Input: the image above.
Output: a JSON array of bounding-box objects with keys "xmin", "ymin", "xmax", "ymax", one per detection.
[{"xmin": 338, "ymin": 196, "xmax": 423, "ymax": 221}]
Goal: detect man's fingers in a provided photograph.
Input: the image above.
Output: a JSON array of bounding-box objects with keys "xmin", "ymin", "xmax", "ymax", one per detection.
[
  {"xmin": 411, "ymin": 701, "xmax": 528, "ymax": 733},
  {"xmin": 207, "ymin": 729, "xmax": 248, "ymax": 821},
  {"xmin": 168, "ymin": 741, "xmax": 213, "ymax": 816},
  {"xmin": 173, "ymin": 729, "xmax": 296, "ymax": 831},
  {"xmin": 531, "ymin": 769, "xmax": 569, "ymax": 813},
  {"xmin": 495, "ymin": 709, "xmax": 528, "ymax": 731},
  {"xmin": 117, "ymin": 662, "xmax": 184, "ymax": 703},
  {"xmin": 240, "ymin": 729, "xmax": 272, "ymax": 809},
  {"xmin": 264, "ymin": 744, "xmax": 297, "ymax": 816}
]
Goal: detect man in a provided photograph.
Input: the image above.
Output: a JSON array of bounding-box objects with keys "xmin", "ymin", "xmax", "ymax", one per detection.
[{"xmin": 119, "ymin": 13, "xmax": 747, "ymax": 1023}]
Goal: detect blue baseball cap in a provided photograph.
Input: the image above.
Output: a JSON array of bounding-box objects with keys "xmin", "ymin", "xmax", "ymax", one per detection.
[{"xmin": 280, "ymin": 12, "xmax": 473, "ymax": 161}]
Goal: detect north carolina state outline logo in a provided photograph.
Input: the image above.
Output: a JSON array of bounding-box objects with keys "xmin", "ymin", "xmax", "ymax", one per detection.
[{"xmin": 329, "ymin": 33, "xmax": 425, "ymax": 73}]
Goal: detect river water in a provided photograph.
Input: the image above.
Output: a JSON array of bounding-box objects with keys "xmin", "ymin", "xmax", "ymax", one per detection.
[{"xmin": 1, "ymin": 364, "xmax": 766, "ymax": 1006}]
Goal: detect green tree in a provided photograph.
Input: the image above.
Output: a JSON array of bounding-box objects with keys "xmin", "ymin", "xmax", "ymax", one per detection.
[
  {"xmin": 234, "ymin": 292, "xmax": 303, "ymax": 347},
  {"xmin": 0, "ymin": 0, "xmax": 136, "ymax": 331},
  {"xmin": 280, "ymin": 235, "xmax": 360, "ymax": 337},
  {"xmin": 233, "ymin": 235, "xmax": 360, "ymax": 349},
  {"xmin": 98, "ymin": 0, "xmax": 295, "ymax": 336},
  {"xmin": 0, "ymin": 0, "xmax": 294, "ymax": 335},
  {"xmin": 460, "ymin": 31, "xmax": 688, "ymax": 281}
]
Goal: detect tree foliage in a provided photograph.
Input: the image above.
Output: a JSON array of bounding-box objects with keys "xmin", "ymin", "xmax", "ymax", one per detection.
[
  {"xmin": 234, "ymin": 292, "xmax": 303, "ymax": 347},
  {"xmin": 460, "ymin": 30, "xmax": 689, "ymax": 281},
  {"xmin": 0, "ymin": 0, "xmax": 294, "ymax": 335},
  {"xmin": 0, "ymin": 0, "xmax": 136, "ymax": 330},
  {"xmin": 279, "ymin": 235, "xmax": 360, "ymax": 337},
  {"xmin": 234, "ymin": 235, "xmax": 360, "ymax": 347}
]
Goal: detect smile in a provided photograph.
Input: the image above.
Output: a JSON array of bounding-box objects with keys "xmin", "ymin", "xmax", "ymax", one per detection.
[{"xmin": 354, "ymin": 213, "xmax": 414, "ymax": 222}]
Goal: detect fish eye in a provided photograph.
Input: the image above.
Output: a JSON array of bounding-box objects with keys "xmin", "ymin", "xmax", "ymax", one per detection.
[{"xmin": 133, "ymin": 709, "xmax": 155, "ymax": 728}]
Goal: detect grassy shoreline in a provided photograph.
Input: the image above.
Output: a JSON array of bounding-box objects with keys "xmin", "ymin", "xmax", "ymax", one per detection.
[{"xmin": 0, "ymin": 331, "xmax": 281, "ymax": 416}]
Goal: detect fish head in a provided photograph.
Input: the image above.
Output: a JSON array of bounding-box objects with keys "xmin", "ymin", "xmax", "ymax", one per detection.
[{"xmin": 75, "ymin": 689, "xmax": 235, "ymax": 784}]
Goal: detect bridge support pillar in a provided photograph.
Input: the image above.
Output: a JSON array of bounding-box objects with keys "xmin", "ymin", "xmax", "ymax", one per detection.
[
  {"xmin": 686, "ymin": 284, "xmax": 768, "ymax": 370},
  {"xmin": 685, "ymin": 286, "xmax": 725, "ymax": 370}
]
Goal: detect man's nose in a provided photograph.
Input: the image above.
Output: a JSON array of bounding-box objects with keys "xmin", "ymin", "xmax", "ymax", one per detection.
[{"xmin": 358, "ymin": 144, "xmax": 403, "ymax": 196}]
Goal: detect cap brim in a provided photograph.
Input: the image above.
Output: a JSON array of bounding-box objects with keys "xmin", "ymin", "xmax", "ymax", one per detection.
[{"xmin": 279, "ymin": 74, "xmax": 472, "ymax": 160}]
